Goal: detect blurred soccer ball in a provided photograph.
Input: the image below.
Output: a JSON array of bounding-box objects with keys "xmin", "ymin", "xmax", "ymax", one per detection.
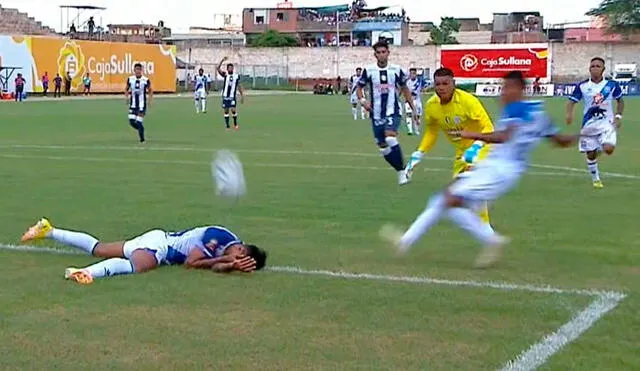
[{"xmin": 212, "ymin": 150, "xmax": 246, "ymax": 199}]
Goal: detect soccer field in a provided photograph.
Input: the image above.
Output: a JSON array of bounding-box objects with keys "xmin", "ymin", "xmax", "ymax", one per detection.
[{"xmin": 0, "ymin": 94, "xmax": 638, "ymax": 370}]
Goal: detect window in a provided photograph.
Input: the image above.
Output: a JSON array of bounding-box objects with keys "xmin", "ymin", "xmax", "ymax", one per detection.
[
  {"xmin": 255, "ymin": 16, "xmax": 265, "ymax": 24},
  {"xmin": 276, "ymin": 12, "xmax": 284, "ymax": 21}
]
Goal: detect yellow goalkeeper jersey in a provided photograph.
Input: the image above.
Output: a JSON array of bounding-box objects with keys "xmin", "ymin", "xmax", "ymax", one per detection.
[{"xmin": 419, "ymin": 89, "xmax": 494, "ymax": 157}]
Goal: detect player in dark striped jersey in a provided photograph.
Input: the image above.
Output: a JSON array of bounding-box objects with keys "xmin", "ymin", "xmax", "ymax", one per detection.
[
  {"xmin": 357, "ymin": 41, "xmax": 417, "ymax": 185},
  {"xmin": 217, "ymin": 57, "xmax": 245, "ymax": 130},
  {"xmin": 125, "ymin": 63, "xmax": 152, "ymax": 143}
]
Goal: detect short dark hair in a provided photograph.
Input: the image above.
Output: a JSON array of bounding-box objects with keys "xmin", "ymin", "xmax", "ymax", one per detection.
[
  {"xmin": 356, "ymin": 67, "xmax": 362, "ymax": 71},
  {"xmin": 134, "ymin": 63, "xmax": 143, "ymax": 69},
  {"xmin": 409, "ymin": 67, "xmax": 417, "ymax": 72},
  {"xmin": 227, "ymin": 63, "xmax": 234, "ymax": 68},
  {"xmin": 433, "ymin": 67, "xmax": 454, "ymax": 78},
  {"xmin": 590, "ymin": 57, "xmax": 605, "ymax": 65},
  {"xmin": 247, "ymin": 244, "xmax": 267, "ymax": 270},
  {"xmin": 504, "ymin": 70, "xmax": 526, "ymax": 88},
  {"xmin": 372, "ymin": 40, "xmax": 389, "ymax": 51}
]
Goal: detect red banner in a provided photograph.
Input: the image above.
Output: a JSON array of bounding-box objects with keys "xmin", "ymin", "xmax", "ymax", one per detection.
[{"xmin": 440, "ymin": 45, "xmax": 550, "ymax": 79}]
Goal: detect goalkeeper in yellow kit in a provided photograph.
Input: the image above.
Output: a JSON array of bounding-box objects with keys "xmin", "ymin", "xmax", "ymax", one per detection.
[{"xmin": 404, "ymin": 67, "xmax": 494, "ymax": 225}]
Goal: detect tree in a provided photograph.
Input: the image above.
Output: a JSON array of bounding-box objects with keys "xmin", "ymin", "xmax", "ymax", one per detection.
[
  {"xmin": 248, "ymin": 30, "xmax": 299, "ymax": 47},
  {"xmin": 429, "ymin": 17, "xmax": 460, "ymax": 45},
  {"xmin": 586, "ymin": 0, "xmax": 640, "ymax": 34}
]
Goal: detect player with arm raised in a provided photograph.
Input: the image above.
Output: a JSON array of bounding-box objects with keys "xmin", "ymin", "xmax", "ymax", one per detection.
[
  {"xmin": 381, "ymin": 71, "xmax": 576, "ymax": 268},
  {"xmin": 20, "ymin": 218, "xmax": 267, "ymax": 285},
  {"xmin": 124, "ymin": 63, "xmax": 152, "ymax": 143},
  {"xmin": 404, "ymin": 68, "xmax": 427, "ymax": 135},
  {"xmin": 566, "ymin": 57, "xmax": 624, "ymax": 189},
  {"xmin": 404, "ymin": 67, "xmax": 495, "ymax": 228},
  {"xmin": 357, "ymin": 40, "xmax": 418, "ymax": 185},
  {"xmin": 217, "ymin": 57, "xmax": 245, "ymax": 130},
  {"xmin": 193, "ymin": 68, "xmax": 208, "ymax": 113},
  {"xmin": 349, "ymin": 67, "xmax": 367, "ymax": 120}
]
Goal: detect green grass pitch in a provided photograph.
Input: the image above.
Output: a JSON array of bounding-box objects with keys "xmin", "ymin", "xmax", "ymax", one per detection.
[{"xmin": 0, "ymin": 94, "xmax": 638, "ymax": 370}]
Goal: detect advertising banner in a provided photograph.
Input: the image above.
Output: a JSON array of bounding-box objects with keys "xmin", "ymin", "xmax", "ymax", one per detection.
[
  {"xmin": 0, "ymin": 35, "xmax": 176, "ymax": 93},
  {"xmin": 440, "ymin": 43, "xmax": 551, "ymax": 81},
  {"xmin": 475, "ymin": 83, "xmax": 555, "ymax": 97},
  {"xmin": 554, "ymin": 82, "xmax": 640, "ymax": 97}
]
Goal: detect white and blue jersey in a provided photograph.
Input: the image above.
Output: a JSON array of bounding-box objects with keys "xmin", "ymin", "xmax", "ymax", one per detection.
[
  {"xmin": 450, "ymin": 101, "xmax": 559, "ymax": 202},
  {"xmin": 568, "ymin": 79, "xmax": 623, "ymax": 136},
  {"xmin": 126, "ymin": 75, "xmax": 151, "ymax": 114},
  {"xmin": 405, "ymin": 76, "xmax": 426, "ymax": 115},
  {"xmin": 193, "ymin": 74, "xmax": 208, "ymax": 99},
  {"xmin": 358, "ymin": 64, "xmax": 408, "ymax": 120},
  {"xmin": 349, "ymin": 74, "xmax": 364, "ymax": 104},
  {"xmin": 165, "ymin": 226, "xmax": 243, "ymax": 265}
]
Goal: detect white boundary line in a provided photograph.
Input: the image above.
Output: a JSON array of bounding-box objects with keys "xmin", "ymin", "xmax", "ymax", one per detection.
[
  {"xmin": 2, "ymin": 143, "xmax": 639, "ymax": 180},
  {"xmin": 0, "ymin": 243, "xmax": 626, "ymax": 371}
]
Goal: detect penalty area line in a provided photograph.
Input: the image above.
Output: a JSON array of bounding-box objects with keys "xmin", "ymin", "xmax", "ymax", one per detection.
[{"xmin": 0, "ymin": 243, "xmax": 627, "ymax": 371}]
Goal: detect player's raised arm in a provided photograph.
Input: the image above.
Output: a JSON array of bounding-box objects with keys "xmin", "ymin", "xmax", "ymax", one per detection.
[{"xmin": 217, "ymin": 57, "xmax": 228, "ymax": 77}]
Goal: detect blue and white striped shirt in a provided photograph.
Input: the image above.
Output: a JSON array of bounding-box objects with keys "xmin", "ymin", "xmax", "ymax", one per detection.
[{"xmin": 358, "ymin": 64, "xmax": 408, "ymax": 120}]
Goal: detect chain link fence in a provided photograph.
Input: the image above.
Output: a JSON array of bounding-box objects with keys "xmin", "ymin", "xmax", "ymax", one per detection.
[{"xmin": 177, "ymin": 63, "xmax": 301, "ymax": 93}]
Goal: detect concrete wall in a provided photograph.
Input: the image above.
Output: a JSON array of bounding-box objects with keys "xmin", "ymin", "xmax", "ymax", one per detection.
[{"xmin": 181, "ymin": 42, "xmax": 639, "ymax": 81}]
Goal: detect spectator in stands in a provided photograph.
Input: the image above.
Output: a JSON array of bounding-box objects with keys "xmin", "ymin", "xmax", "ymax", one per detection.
[
  {"xmin": 69, "ymin": 23, "xmax": 77, "ymax": 36},
  {"xmin": 14, "ymin": 73, "xmax": 25, "ymax": 102},
  {"xmin": 64, "ymin": 72, "xmax": 72, "ymax": 96},
  {"xmin": 54, "ymin": 73, "xmax": 62, "ymax": 98},
  {"xmin": 88, "ymin": 17, "xmax": 95, "ymax": 39},
  {"xmin": 42, "ymin": 72, "xmax": 49, "ymax": 97}
]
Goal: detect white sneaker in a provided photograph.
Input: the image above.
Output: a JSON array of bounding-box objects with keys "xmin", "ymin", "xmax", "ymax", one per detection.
[
  {"xmin": 474, "ymin": 235, "xmax": 511, "ymax": 269},
  {"xmin": 379, "ymin": 224, "xmax": 410, "ymax": 255},
  {"xmin": 398, "ymin": 170, "xmax": 410, "ymax": 185}
]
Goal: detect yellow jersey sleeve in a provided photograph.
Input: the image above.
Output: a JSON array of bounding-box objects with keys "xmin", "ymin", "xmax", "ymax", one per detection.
[
  {"xmin": 465, "ymin": 94, "xmax": 494, "ymax": 133},
  {"xmin": 418, "ymin": 100, "xmax": 440, "ymax": 153}
]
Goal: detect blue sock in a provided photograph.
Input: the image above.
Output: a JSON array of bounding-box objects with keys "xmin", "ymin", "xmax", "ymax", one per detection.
[
  {"xmin": 382, "ymin": 137, "xmax": 405, "ymax": 171},
  {"xmin": 135, "ymin": 117, "xmax": 145, "ymax": 142},
  {"xmin": 128, "ymin": 118, "xmax": 138, "ymax": 130},
  {"xmin": 224, "ymin": 115, "xmax": 230, "ymax": 128}
]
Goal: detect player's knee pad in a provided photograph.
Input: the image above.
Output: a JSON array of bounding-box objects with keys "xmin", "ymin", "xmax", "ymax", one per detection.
[{"xmin": 385, "ymin": 136, "xmax": 399, "ymax": 147}]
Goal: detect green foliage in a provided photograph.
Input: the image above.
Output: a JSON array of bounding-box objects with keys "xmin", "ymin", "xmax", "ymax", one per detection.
[
  {"xmin": 586, "ymin": 0, "xmax": 640, "ymax": 34},
  {"xmin": 429, "ymin": 17, "xmax": 461, "ymax": 45},
  {"xmin": 248, "ymin": 29, "xmax": 299, "ymax": 47}
]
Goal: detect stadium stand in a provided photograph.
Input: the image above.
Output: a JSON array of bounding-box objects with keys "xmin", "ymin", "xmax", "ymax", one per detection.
[{"xmin": 0, "ymin": 5, "xmax": 57, "ymax": 35}]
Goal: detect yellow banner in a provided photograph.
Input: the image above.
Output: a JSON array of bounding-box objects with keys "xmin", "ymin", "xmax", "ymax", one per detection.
[{"xmin": 0, "ymin": 35, "xmax": 176, "ymax": 93}]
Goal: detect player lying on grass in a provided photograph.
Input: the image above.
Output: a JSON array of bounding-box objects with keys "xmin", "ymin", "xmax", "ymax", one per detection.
[
  {"xmin": 20, "ymin": 218, "xmax": 267, "ymax": 284},
  {"xmin": 381, "ymin": 71, "xmax": 577, "ymax": 268}
]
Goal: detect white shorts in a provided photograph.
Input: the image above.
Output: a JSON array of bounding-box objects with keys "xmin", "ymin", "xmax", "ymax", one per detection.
[
  {"xmin": 449, "ymin": 161, "xmax": 522, "ymax": 204},
  {"xmin": 579, "ymin": 125, "xmax": 617, "ymax": 152},
  {"xmin": 194, "ymin": 89, "xmax": 207, "ymax": 99},
  {"xmin": 122, "ymin": 229, "xmax": 168, "ymax": 265},
  {"xmin": 405, "ymin": 98, "xmax": 423, "ymax": 116}
]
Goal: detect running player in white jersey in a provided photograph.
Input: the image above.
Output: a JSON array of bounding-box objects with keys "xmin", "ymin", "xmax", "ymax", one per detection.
[
  {"xmin": 566, "ymin": 57, "xmax": 625, "ymax": 188},
  {"xmin": 404, "ymin": 68, "xmax": 427, "ymax": 136},
  {"xmin": 349, "ymin": 67, "xmax": 367, "ymax": 120},
  {"xmin": 217, "ymin": 57, "xmax": 245, "ymax": 130},
  {"xmin": 381, "ymin": 71, "xmax": 576, "ymax": 268},
  {"xmin": 125, "ymin": 63, "xmax": 152, "ymax": 143},
  {"xmin": 20, "ymin": 217, "xmax": 267, "ymax": 285},
  {"xmin": 193, "ymin": 68, "xmax": 208, "ymax": 114},
  {"xmin": 356, "ymin": 40, "xmax": 418, "ymax": 185}
]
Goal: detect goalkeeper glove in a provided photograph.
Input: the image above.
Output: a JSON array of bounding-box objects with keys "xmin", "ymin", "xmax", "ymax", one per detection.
[
  {"xmin": 462, "ymin": 141, "xmax": 485, "ymax": 164},
  {"xmin": 405, "ymin": 150, "xmax": 424, "ymax": 175}
]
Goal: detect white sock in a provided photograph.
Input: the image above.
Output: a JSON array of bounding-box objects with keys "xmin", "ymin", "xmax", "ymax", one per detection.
[
  {"xmin": 400, "ymin": 193, "xmax": 446, "ymax": 248},
  {"xmin": 406, "ymin": 118, "xmax": 414, "ymax": 134},
  {"xmin": 447, "ymin": 207, "xmax": 499, "ymax": 245},
  {"xmin": 84, "ymin": 258, "xmax": 134, "ymax": 278},
  {"xmin": 587, "ymin": 159, "xmax": 600, "ymax": 182},
  {"xmin": 48, "ymin": 228, "xmax": 99, "ymax": 254},
  {"xmin": 352, "ymin": 107, "xmax": 358, "ymax": 120},
  {"xmin": 195, "ymin": 99, "xmax": 200, "ymax": 112},
  {"xmin": 360, "ymin": 107, "xmax": 366, "ymax": 119},
  {"xmin": 201, "ymin": 98, "xmax": 207, "ymax": 112}
]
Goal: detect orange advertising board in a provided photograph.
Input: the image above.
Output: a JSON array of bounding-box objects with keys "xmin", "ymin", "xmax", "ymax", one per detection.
[{"xmin": 0, "ymin": 35, "xmax": 176, "ymax": 93}]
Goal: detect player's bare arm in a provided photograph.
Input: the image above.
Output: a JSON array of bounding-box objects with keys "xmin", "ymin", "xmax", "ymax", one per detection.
[
  {"xmin": 455, "ymin": 125, "xmax": 516, "ymax": 144},
  {"xmin": 548, "ymin": 133, "xmax": 578, "ymax": 148},
  {"xmin": 356, "ymin": 86, "xmax": 370, "ymax": 112},
  {"xmin": 400, "ymin": 83, "xmax": 418, "ymax": 123},
  {"xmin": 217, "ymin": 57, "xmax": 228, "ymax": 77},
  {"xmin": 185, "ymin": 247, "xmax": 256, "ymax": 273},
  {"xmin": 565, "ymin": 100, "xmax": 577, "ymax": 125},
  {"xmin": 147, "ymin": 83, "xmax": 153, "ymax": 107},
  {"xmin": 614, "ymin": 97, "xmax": 624, "ymax": 128},
  {"xmin": 124, "ymin": 80, "xmax": 130, "ymax": 104}
]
